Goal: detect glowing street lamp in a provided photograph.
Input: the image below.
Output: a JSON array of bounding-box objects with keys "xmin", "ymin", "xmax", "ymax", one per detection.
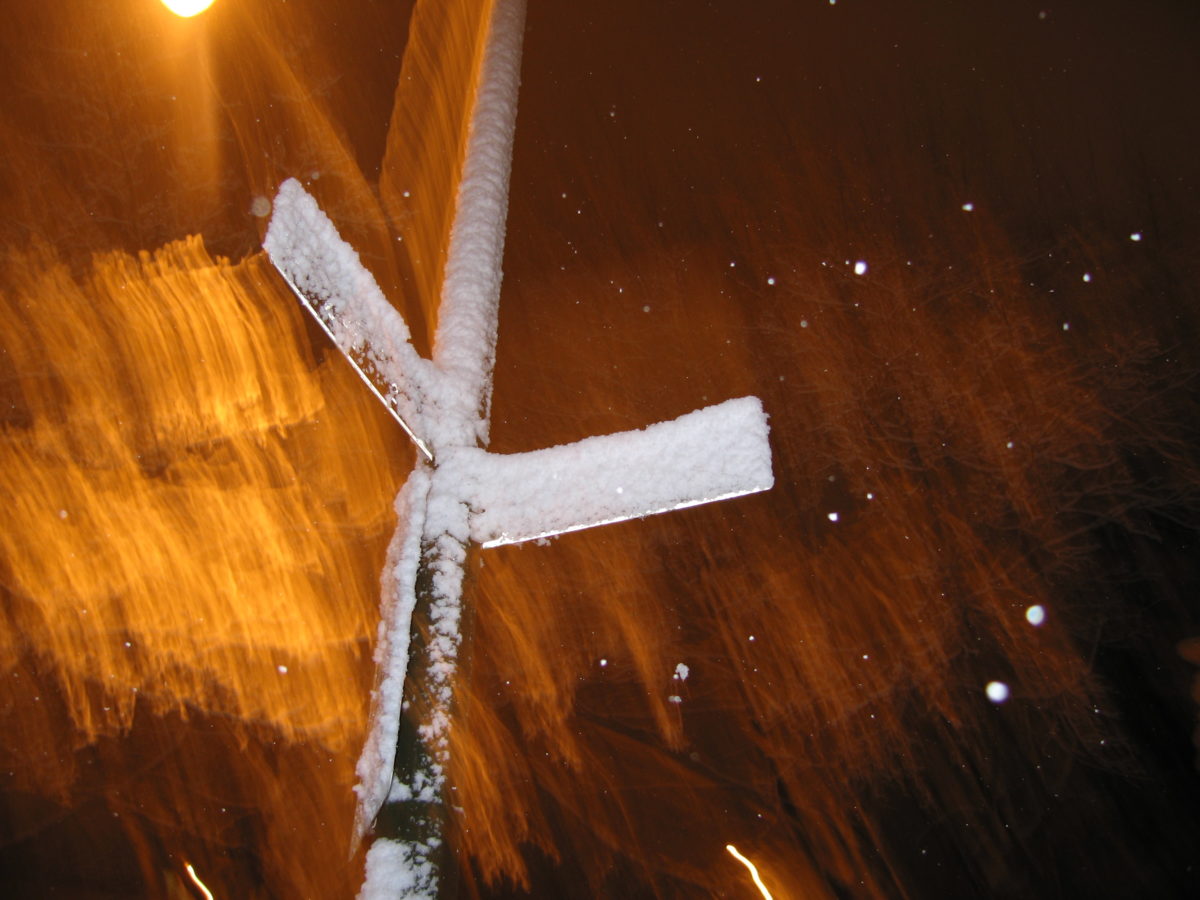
[{"xmin": 160, "ymin": 0, "xmax": 215, "ymax": 18}]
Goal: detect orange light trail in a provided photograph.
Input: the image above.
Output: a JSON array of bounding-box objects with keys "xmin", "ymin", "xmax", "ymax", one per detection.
[
  {"xmin": 726, "ymin": 844, "xmax": 775, "ymax": 900},
  {"xmin": 184, "ymin": 861, "xmax": 215, "ymax": 900}
]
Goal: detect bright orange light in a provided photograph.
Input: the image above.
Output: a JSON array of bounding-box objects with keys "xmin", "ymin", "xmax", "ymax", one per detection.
[
  {"xmin": 160, "ymin": 0, "xmax": 215, "ymax": 17},
  {"xmin": 185, "ymin": 862, "xmax": 216, "ymax": 900},
  {"xmin": 726, "ymin": 844, "xmax": 775, "ymax": 900}
]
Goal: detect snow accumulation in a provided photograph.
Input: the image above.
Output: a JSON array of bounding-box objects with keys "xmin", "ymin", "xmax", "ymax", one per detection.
[
  {"xmin": 360, "ymin": 839, "xmax": 437, "ymax": 900},
  {"xmin": 432, "ymin": 0, "xmax": 527, "ymax": 450},
  {"xmin": 265, "ymin": 178, "xmax": 434, "ymax": 460},
  {"xmin": 449, "ymin": 397, "xmax": 774, "ymax": 547},
  {"xmin": 263, "ymin": 0, "xmax": 774, "ymax": 897},
  {"xmin": 352, "ymin": 469, "xmax": 430, "ymax": 840}
]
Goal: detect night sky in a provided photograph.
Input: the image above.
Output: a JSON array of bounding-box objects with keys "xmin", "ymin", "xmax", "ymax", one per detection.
[{"xmin": 2, "ymin": 1, "xmax": 1200, "ymax": 897}]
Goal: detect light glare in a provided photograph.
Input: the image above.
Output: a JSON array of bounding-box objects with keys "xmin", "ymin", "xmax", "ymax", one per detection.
[{"xmin": 161, "ymin": 0, "xmax": 215, "ymax": 17}]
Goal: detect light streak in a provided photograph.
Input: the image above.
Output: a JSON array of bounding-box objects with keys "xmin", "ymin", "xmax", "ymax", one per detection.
[
  {"xmin": 185, "ymin": 862, "xmax": 215, "ymax": 900},
  {"xmin": 726, "ymin": 844, "xmax": 775, "ymax": 900}
]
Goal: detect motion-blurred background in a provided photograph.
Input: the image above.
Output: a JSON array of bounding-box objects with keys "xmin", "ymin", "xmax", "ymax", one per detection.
[{"xmin": 2, "ymin": 1, "xmax": 1199, "ymax": 896}]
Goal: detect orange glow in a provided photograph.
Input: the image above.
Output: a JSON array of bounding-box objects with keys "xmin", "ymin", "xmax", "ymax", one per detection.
[
  {"xmin": 449, "ymin": 223, "xmax": 1146, "ymax": 893},
  {"xmin": 0, "ymin": 2, "xmax": 442, "ymax": 894},
  {"xmin": 0, "ymin": 237, "xmax": 405, "ymax": 894},
  {"xmin": 377, "ymin": 0, "xmax": 493, "ymax": 350},
  {"xmin": 0, "ymin": 237, "xmax": 399, "ymax": 751},
  {"xmin": 161, "ymin": 0, "xmax": 215, "ymax": 18}
]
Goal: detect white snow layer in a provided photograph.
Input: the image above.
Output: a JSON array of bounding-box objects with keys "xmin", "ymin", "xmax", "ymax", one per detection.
[
  {"xmin": 352, "ymin": 468, "xmax": 431, "ymax": 842},
  {"xmin": 431, "ymin": 0, "xmax": 527, "ymax": 450},
  {"xmin": 360, "ymin": 839, "xmax": 436, "ymax": 900},
  {"xmin": 264, "ymin": 177, "xmax": 435, "ymax": 459},
  {"xmin": 444, "ymin": 397, "xmax": 774, "ymax": 547}
]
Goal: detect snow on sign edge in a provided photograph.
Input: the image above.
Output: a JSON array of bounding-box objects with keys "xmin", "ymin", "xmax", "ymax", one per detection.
[
  {"xmin": 454, "ymin": 396, "xmax": 774, "ymax": 547},
  {"xmin": 263, "ymin": 178, "xmax": 435, "ymax": 460}
]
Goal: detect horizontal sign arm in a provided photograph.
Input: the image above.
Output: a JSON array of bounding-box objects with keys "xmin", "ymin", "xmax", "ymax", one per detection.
[{"xmin": 439, "ymin": 397, "xmax": 773, "ymax": 548}]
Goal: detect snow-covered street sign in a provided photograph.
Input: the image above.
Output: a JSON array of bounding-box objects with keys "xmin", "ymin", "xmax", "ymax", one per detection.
[
  {"xmin": 263, "ymin": 1, "xmax": 771, "ymax": 896},
  {"xmin": 266, "ymin": 178, "xmax": 773, "ymax": 547}
]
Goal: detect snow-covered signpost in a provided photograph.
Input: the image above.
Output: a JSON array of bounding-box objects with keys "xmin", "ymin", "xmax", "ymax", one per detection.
[{"xmin": 264, "ymin": 0, "xmax": 772, "ymax": 896}]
